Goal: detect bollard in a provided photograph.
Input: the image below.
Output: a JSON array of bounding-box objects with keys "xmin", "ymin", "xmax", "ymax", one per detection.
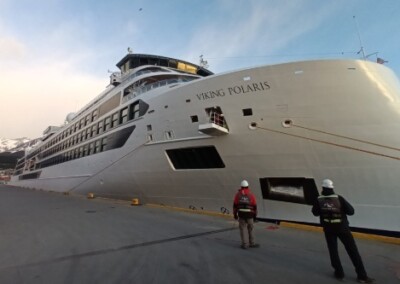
[{"xmin": 131, "ymin": 198, "xmax": 140, "ymax": 206}]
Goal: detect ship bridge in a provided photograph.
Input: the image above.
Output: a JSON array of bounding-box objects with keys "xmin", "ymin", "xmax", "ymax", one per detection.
[{"xmin": 116, "ymin": 54, "xmax": 214, "ymax": 77}]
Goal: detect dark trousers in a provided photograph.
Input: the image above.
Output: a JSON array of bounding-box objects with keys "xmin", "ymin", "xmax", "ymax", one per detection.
[{"xmin": 324, "ymin": 229, "xmax": 367, "ymax": 279}]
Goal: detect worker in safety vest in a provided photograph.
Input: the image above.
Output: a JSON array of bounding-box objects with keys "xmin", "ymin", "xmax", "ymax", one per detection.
[
  {"xmin": 312, "ymin": 179, "xmax": 374, "ymax": 283},
  {"xmin": 233, "ymin": 180, "xmax": 259, "ymax": 249}
]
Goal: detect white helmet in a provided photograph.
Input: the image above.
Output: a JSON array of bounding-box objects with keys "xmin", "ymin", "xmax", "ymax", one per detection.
[
  {"xmin": 322, "ymin": 179, "xmax": 334, "ymax": 189},
  {"xmin": 241, "ymin": 180, "xmax": 249, "ymax": 187}
]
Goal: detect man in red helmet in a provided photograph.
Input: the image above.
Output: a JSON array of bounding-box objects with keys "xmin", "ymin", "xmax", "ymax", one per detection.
[{"xmin": 233, "ymin": 180, "xmax": 259, "ymax": 249}]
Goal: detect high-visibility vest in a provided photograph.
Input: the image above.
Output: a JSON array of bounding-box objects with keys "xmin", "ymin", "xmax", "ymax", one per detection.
[
  {"xmin": 318, "ymin": 194, "xmax": 343, "ymax": 224},
  {"xmin": 237, "ymin": 193, "xmax": 255, "ymax": 213}
]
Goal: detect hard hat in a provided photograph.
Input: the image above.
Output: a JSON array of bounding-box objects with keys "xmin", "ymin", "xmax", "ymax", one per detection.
[
  {"xmin": 241, "ymin": 180, "xmax": 249, "ymax": 187},
  {"xmin": 322, "ymin": 179, "xmax": 334, "ymax": 189}
]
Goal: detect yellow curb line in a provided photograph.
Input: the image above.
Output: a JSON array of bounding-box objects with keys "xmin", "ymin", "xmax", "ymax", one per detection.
[
  {"xmin": 64, "ymin": 193, "xmax": 400, "ymax": 246},
  {"xmin": 280, "ymin": 222, "xmax": 400, "ymax": 245}
]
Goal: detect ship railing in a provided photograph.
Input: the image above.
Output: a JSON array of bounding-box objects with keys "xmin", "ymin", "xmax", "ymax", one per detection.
[
  {"xmin": 121, "ymin": 77, "xmax": 194, "ymax": 104},
  {"xmin": 209, "ymin": 111, "xmax": 228, "ymax": 129}
]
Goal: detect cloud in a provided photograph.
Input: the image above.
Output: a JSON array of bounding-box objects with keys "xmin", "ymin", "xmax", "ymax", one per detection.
[
  {"xmin": 0, "ymin": 20, "xmax": 108, "ymax": 138},
  {"xmin": 183, "ymin": 1, "xmax": 340, "ymax": 72},
  {"xmin": 0, "ymin": 36, "xmax": 26, "ymax": 61},
  {"xmin": 0, "ymin": 57, "xmax": 105, "ymax": 139}
]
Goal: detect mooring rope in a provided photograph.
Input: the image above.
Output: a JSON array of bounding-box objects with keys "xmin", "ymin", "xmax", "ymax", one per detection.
[
  {"xmin": 69, "ymin": 142, "xmax": 147, "ymax": 192},
  {"xmin": 255, "ymin": 125, "xmax": 400, "ymax": 161},
  {"xmin": 291, "ymin": 123, "xmax": 400, "ymax": 152}
]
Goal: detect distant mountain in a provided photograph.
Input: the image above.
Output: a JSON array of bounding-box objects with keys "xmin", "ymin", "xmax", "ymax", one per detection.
[
  {"xmin": 0, "ymin": 137, "xmax": 32, "ymax": 153},
  {"xmin": 0, "ymin": 137, "xmax": 41, "ymax": 170}
]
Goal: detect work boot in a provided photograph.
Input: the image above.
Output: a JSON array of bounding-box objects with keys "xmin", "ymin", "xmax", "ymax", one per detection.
[
  {"xmin": 240, "ymin": 244, "xmax": 248, "ymax": 249},
  {"xmin": 334, "ymin": 271, "xmax": 344, "ymax": 281},
  {"xmin": 249, "ymin": 243, "xmax": 260, "ymax": 248}
]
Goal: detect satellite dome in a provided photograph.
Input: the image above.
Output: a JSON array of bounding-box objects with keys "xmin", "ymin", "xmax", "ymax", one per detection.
[{"xmin": 66, "ymin": 112, "xmax": 76, "ymax": 123}]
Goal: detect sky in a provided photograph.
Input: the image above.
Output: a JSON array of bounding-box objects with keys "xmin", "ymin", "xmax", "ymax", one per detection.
[{"xmin": 1, "ymin": 0, "xmax": 399, "ymax": 139}]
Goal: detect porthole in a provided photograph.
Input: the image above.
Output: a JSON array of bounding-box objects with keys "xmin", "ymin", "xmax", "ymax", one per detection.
[
  {"xmin": 282, "ymin": 119, "xmax": 293, "ymax": 128},
  {"xmin": 249, "ymin": 122, "xmax": 257, "ymax": 130}
]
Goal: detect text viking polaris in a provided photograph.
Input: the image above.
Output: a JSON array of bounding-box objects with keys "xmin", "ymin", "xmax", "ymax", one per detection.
[{"xmin": 10, "ymin": 53, "xmax": 400, "ymax": 235}]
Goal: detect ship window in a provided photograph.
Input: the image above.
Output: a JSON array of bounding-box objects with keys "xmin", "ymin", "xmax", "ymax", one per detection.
[
  {"xmin": 129, "ymin": 102, "xmax": 140, "ymax": 120},
  {"xmin": 104, "ymin": 117, "xmax": 111, "ymax": 131},
  {"xmin": 92, "ymin": 109, "xmax": 98, "ymax": 121},
  {"xmin": 186, "ymin": 99, "xmax": 191, "ymax": 103},
  {"xmin": 165, "ymin": 131, "xmax": 174, "ymax": 140},
  {"xmin": 94, "ymin": 140, "xmax": 101, "ymax": 153},
  {"xmin": 168, "ymin": 60, "xmax": 178, "ymax": 69},
  {"xmin": 85, "ymin": 114, "xmax": 91, "ymax": 125},
  {"xmin": 86, "ymin": 128, "xmax": 91, "ymax": 139},
  {"xmin": 111, "ymin": 112, "xmax": 119, "ymax": 128},
  {"xmin": 259, "ymin": 177, "xmax": 319, "ymax": 205},
  {"xmin": 101, "ymin": 137, "xmax": 107, "ymax": 152},
  {"xmin": 147, "ymin": 134, "xmax": 153, "ymax": 142},
  {"xmin": 97, "ymin": 121, "xmax": 104, "ymax": 134},
  {"xmin": 89, "ymin": 143, "xmax": 94, "ymax": 155},
  {"xmin": 177, "ymin": 62, "xmax": 197, "ymax": 74},
  {"xmin": 191, "ymin": 115, "xmax": 198, "ymax": 123},
  {"xmin": 147, "ymin": 125, "xmax": 152, "ymax": 131},
  {"xmin": 120, "ymin": 107, "xmax": 128, "ymax": 124},
  {"xmin": 166, "ymin": 146, "xmax": 225, "ymax": 170},
  {"xmin": 91, "ymin": 125, "xmax": 97, "ymax": 136},
  {"xmin": 83, "ymin": 145, "xmax": 88, "ymax": 157},
  {"xmin": 242, "ymin": 108, "xmax": 253, "ymax": 116}
]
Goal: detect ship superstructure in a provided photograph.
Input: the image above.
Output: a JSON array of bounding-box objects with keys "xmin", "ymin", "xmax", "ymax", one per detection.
[{"xmin": 11, "ymin": 53, "xmax": 400, "ymax": 235}]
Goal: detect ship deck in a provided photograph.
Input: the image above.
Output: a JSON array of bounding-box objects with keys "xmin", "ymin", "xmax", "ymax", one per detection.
[{"xmin": 0, "ymin": 185, "xmax": 398, "ymax": 284}]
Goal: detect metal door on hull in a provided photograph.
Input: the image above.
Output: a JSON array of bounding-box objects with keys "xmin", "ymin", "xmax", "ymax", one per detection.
[{"xmin": 259, "ymin": 177, "xmax": 319, "ymax": 205}]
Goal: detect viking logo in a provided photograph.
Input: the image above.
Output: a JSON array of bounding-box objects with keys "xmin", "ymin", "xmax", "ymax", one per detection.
[{"xmin": 239, "ymin": 194, "xmax": 250, "ymax": 205}]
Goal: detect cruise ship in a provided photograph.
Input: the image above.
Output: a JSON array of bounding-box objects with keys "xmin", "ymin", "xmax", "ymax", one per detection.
[{"xmin": 10, "ymin": 53, "xmax": 400, "ymax": 235}]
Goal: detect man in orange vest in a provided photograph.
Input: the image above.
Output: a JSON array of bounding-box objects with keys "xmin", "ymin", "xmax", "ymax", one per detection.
[
  {"xmin": 312, "ymin": 179, "xmax": 374, "ymax": 283},
  {"xmin": 233, "ymin": 180, "xmax": 259, "ymax": 249}
]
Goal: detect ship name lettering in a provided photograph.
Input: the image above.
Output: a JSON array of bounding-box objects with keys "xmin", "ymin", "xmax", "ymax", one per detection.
[
  {"xmin": 228, "ymin": 81, "xmax": 270, "ymax": 95},
  {"xmin": 196, "ymin": 89, "xmax": 225, "ymax": 100},
  {"xmin": 195, "ymin": 81, "xmax": 270, "ymax": 100}
]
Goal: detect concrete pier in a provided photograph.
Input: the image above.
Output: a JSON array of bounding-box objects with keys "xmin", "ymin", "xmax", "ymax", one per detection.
[{"xmin": 0, "ymin": 185, "xmax": 398, "ymax": 283}]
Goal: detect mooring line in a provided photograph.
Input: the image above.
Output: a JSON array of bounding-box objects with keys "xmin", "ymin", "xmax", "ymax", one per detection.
[
  {"xmin": 256, "ymin": 125, "xmax": 400, "ymax": 161},
  {"xmin": 291, "ymin": 123, "xmax": 400, "ymax": 152},
  {"xmin": 69, "ymin": 142, "xmax": 147, "ymax": 192}
]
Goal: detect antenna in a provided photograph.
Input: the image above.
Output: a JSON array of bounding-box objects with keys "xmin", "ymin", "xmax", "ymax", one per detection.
[
  {"xmin": 353, "ymin": 16, "xmax": 366, "ymax": 59},
  {"xmin": 199, "ymin": 55, "xmax": 209, "ymax": 69}
]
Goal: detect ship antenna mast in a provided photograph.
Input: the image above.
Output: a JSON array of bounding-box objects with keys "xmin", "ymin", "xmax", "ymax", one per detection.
[
  {"xmin": 199, "ymin": 54, "xmax": 209, "ymax": 69},
  {"xmin": 353, "ymin": 16, "xmax": 366, "ymax": 60}
]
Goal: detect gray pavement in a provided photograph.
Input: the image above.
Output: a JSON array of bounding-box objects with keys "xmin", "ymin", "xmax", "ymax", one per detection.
[{"xmin": 0, "ymin": 185, "xmax": 399, "ymax": 284}]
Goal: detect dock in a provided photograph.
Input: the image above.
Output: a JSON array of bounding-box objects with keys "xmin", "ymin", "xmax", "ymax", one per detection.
[{"xmin": 0, "ymin": 185, "xmax": 398, "ymax": 283}]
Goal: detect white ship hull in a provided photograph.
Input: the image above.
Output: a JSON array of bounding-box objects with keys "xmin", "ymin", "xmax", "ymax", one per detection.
[{"xmin": 11, "ymin": 57, "xmax": 400, "ymax": 234}]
